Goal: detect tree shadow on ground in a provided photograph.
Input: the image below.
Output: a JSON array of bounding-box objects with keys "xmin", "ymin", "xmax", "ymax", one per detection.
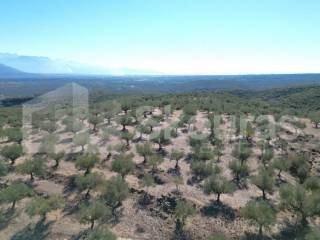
[
  {"xmin": 171, "ymin": 229, "xmax": 193, "ymax": 240},
  {"xmin": 275, "ymin": 178, "xmax": 288, "ymax": 187},
  {"xmin": 0, "ymin": 209, "xmax": 17, "ymax": 230},
  {"xmin": 137, "ymin": 191, "xmax": 154, "ymax": 207},
  {"xmin": 10, "ymin": 219, "xmax": 53, "ymax": 240},
  {"xmin": 153, "ymin": 173, "xmax": 167, "ymax": 185},
  {"xmin": 186, "ymin": 175, "xmax": 204, "ymax": 186},
  {"xmin": 70, "ymin": 229, "xmax": 90, "ymax": 240},
  {"xmin": 157, "ymin": 148, "xmax": 168, "ymax": 157},
  {"xmin": 63, "ymin": 175, "xmax": 77, "ymax": 196},
  {"xmin": 240, "ymin": 233, "xmax": 272, "ymax": 240},
  {"xmin": 32, "ymin": 138, "xmax": 44, "ymax": 143},
  {"xmin": 184, "ymin": 154, "xmax": 193, "ymax": 164},
  {"xmin": 65, "ymin": 152, "xmax": 82, "ymax": 162},
  {"xmin": 59, "ymin": 137, "xmax": 73, "ymax": 144},
  {"xmin": 62, "ymin": 191, "xmax": 90, "ymax": 217},
  {"xmin": 250, "ymin": 195, "xmax": 273, "ymax": 202},
  {"xmin": 167, "ymin": 167, "xmax": 181, "ymax": 176},
  {"xmin": 132, "ymin": 137, "xmax": 146, "ymax": 143},
  {"xmin": 201, "ymin": 201, "xmax": 236, "ymax": 221},
  {"xmin": 272, "ymin": 222, "xmax": 311, "ymax": 240},
  {"xmin": 232, "ymin": 179, "xmax": 248, "ymax": 190},
  {"xmin": 63, "ymin": 200, "xmax": 81, "ymax": 217}
]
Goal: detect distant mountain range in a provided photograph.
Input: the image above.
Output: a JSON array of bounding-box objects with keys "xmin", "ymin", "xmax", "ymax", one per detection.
[
  {"xmin": 0, "ymin": 63, "xmax": 21, "ymax": 74},
  {"xmin": 0, "ymin": 53, "xmax": 160, "ymax": 76},
  {"xmin": 0, "ymin": 63, "xmax": 33, "ymax": 77},
  {"xmin": 2, "ymin": 53, "xmax": 320, "ymax": 99}
]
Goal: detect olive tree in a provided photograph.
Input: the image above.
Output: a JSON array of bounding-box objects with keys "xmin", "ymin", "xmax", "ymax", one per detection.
[
  {"xmin": 117, "ymin": 115, "xmax": 133, "ymax": 131},
  {"xmin": 136, "ymin": 124, "xmax": 151, "ymax": 141},
  {"xmin": 17, "ymin": 156, "xmax": 45, "ymax": 181},
  {"xmin": 272, "ymin": 156, "xmax": 291, "ymax": 180},
  {"xmin": 50, "ymin": 151, "xmax": 65, "ymax": 169},
  {"xmin": 183, "ymin": 104, "xmax": 197, "ymax": 116},
  {"xmin": 63, "ymin": 117, "xmax": 84, "ymax": 133},
  {"xmin": 136, "ymin": 142, "xmax": 153, "ymax": 165},
  {"xmin": 232, "ymin": 141, "xmax": 252, "ymax": 166},
  {"xmin": 4, "ymin": 128, "xmax": 23, "ymax": 144},
  {"xmin": 26, "ymin": 195, "xmax": 65, "ymax": 221},
  {"xmin": 306, "ymin": 228, "xmax": 320, "ymax": 240},
  {"xmin": 244, "ymin": 122, "xmax": 255, "ymax": 142},
  {"xmin": 309, "ymin": 111, "xmax": 320, "ymax": 129},
  {"xmin": 75, "ymin": 172, "xmax": 103, "ymax": 198},
  {"xmin": 87, "ymin": 227, "xmax": 117, "ymax": 240},
  {"xmin": 145, "ymin": 118, "xmax": 159, "ymax": 133},
  {"xmin": 140, "ymin": 173, "xmax": 155, "ymax": 204},
  {"xmin": 0, "ymin": 182, "xmax": 33, "ymax": 210},
  {"xmin": 100, "ymin": 127, "xmax": 115, "ymax": 143},
  {"xmin": 304, "ymin": 176, "xmax": 320, "ymax": 191},
  {"xmin": 39, "ymin": 120, "xmax": 57, "ymax": 133},
  {"xmin": 207, "ymin": 114, "xmax": 217, "ymax": 137},
  {"xmin": 38, "ymin": 133, "xmax": 58, "ymax": 155},
  {"xmin": 190, "ymin": 160, "xmax": 214, "ymax": 181},
  {"xmin": 120, "ymin": 130, "xmax": 135, "ymax": 147},
  {"xmin": 173, "ymin": 175, "xmax": 184, "ymax": 193},
  {"xmin": 279, "ymin": 183, "xmax": 320, "ymax": 225},
  {"xmin": 121, "ymin": 101, "xmax": 131, "ymax": 114},
  {"xmin": 150, "ymin": 129, "xmax": 171, "ymax": 151},
  {"xmin": 111, "ymin": 154, "xmax": 134, "ymax": 179},
  {"xmin": 1, "ymin": 143, "xmax": 23, "ymax": 165},
  {"xmin": 89, "ymin": 114, "xmax": 103, "ymax": 132},
  {"xmin": 73, "ymin": 132, "xmax": 90, "ymax": 152},
  {"xmin": 170, "ymin": 149, "xmax": 184, "ymax": 169},
  {"xmin": 174, "ymin": 199, "xmax": 196, "ymax": 232},
  {"xmin": 204, "ymin": 175, "xmax": 236, "ymax": 203},
  {"xmin": 260, "ymin": 146, "xmax": 274, "ymax": 167},
  {"xmin": 77, "ymin": 200, "xmax": 112, "ymax": 229},
  {"xmin": 289, "ymin": 153, "xmax": 311, "ymax": 183},
  {"xmin": 194, "ymin": 145, "xmax": 215, "ymax": 162},
  {"xmin": 0, "ymin": 160, "xmax": 8, "ymax": 177},
  {"xmin": 148, "ymin": 154, "xmax": 164, "ymax": 174},
  {"xmin": 228, "ymin": 160, "xmax": 249, "ymax": 184},
  {"xmin": 75, "ymin": 153, "xmax": 99, "ymax": 175},
  {"xmin": 113, "ymin": 142, "xmax": 127, "ymax": 154},
  {"xmin": 212, "ymin": 138, "xmax": 224, "ymax": 162},
  {"xmin": 170, "ymin": 121, "xmax": 180, "ymax": 137},
  {"xmin": 251, "ymin": 168, "xmax": 275, "ymax": 200},
  {"xmin": 240, "ymin": 200, "xmax": 276, "ymax": 236},
  {"xmin": 103, "ymin": 100, "xmax": 120, "ymax": 124},
  {"xmin": 100, "ymin": 176, "xmax": 129, "ymax": 217}
]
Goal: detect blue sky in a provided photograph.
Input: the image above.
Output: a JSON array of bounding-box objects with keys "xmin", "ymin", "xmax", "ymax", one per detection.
[{"xmin": 0, "ymin": 0, "xmax": 320, "ymax": 74}]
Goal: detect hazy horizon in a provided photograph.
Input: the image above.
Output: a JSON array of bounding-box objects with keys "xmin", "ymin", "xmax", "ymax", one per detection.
[{"xmin": 2, "ymin": 52, "xmax": 320, "ymax": 76}]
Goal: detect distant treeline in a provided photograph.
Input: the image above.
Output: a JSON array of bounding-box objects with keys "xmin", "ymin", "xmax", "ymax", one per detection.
[
  {"xmin": 1, "ymin": 85, "xmax": 320, "ymax": 129},
  {"xmin": 0, "ymin": 97, "xmax": 33, "ymax": 107},
  {"xmin": 1, "ymin": 73, "xmax": 320, "ymax": 97}
]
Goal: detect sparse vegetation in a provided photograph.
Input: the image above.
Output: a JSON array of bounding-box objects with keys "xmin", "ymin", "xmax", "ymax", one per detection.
[{"xmin": 1, "ymin": 84, "xmax": 320, "ymax": 239}]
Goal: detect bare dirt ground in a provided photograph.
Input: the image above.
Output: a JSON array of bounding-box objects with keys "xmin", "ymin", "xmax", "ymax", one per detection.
[{"xmin": 0, "ymin": 109, "xmax": 320, "ymax": 240}]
